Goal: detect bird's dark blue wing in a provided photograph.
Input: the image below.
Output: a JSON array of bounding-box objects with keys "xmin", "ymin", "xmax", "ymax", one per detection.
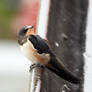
[{"xmin": 29, "ymin": 35, "xmax": 50, "ymax": 54}]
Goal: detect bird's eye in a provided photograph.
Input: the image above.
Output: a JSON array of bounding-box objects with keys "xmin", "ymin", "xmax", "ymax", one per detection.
[{"xmin": 23, "ymin": 30, "xmax": 27, "ymax": 33}]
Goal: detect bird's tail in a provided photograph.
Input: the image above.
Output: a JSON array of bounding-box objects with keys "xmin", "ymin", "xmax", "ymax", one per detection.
[{"xmin": 46, "ymin": 56, "xmax": 81, "ymax": 84}]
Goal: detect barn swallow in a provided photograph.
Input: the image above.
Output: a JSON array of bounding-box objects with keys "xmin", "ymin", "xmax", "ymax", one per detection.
[{"xmin": 18, "ymin": 26, "xmax": 81, "ymax": 84}]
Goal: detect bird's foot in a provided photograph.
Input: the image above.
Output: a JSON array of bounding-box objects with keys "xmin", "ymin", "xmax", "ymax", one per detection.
[{"xmin": 29, "ymin": 63, "xmax": 43, "ymax": 72}]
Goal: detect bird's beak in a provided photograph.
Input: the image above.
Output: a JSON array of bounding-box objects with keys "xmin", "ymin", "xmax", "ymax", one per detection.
[{"xmin": 26, "ymin": 26, "xmax": 35, "ymax": 36}]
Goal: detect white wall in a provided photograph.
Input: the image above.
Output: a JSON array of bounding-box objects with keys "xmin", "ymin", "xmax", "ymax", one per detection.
[
  {"xmin": 0, "ymin": 41, "xmax": 30, "ymax": 92},
  {"xmin": 84, "ymin": 0, "xmax": 92, "ymax": 92}
]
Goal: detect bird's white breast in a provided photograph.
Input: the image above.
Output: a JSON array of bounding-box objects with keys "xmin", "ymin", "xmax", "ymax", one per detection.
[
  {"xmin": 20, "ymin": 40, "xmax": 50, "ymax": 65},
  {"xmin": 20, "ymin": 40, "xmax": 37, "ymax": 64}
]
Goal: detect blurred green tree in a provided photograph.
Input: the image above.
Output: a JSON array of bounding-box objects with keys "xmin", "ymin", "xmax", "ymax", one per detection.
[{"xmin": 0, "ymin": 0, "xmax": 19, "ymax": 39}]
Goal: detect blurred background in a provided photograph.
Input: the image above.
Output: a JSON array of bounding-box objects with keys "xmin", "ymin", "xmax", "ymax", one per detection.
[
  {"xmin": 0, "ymin": 0, "xmax": 92, "ymax": 92},
  {"xmin": 0, "ymin": 0, "xmax": 39, "ymax": 92}
]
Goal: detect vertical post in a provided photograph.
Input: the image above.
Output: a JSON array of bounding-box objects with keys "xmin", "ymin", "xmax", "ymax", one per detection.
[
  {"xmin": 37, "ymin": 0, "xmax": 50, "ymax": 38},
  {"xmin": 29, "ymin": 67, "xmax": 43, "ymax": 92},
  {"xmin": 29, "ymin": 0, "xmax": 88, "ymax": 92}
]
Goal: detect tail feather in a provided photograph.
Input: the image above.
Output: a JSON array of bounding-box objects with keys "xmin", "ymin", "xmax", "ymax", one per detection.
[{"xmin": 46, "ymin": 57, "xmax": 81, "ymax": 84}]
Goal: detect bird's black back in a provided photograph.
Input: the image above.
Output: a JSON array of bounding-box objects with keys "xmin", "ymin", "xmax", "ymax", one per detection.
[{"xmin": 29, "ymin": 35, "xmax": 50, "ymax": 54}]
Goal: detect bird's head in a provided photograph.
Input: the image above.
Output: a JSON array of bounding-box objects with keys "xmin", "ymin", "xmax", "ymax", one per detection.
[
  {"xmin": 18, "ymin": 25, "xmax": 35, "ymax": 45},
  {"xmin": 18, "ymin": 26, "xmax": 51, "ymax": 64}
]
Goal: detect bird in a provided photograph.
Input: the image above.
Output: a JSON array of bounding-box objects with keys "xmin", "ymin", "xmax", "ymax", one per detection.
[{"xmin": 18, "ymin": 25, "xmax": 81, "ymax": 84}]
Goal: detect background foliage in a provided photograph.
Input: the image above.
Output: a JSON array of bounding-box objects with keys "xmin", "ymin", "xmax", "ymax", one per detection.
[{"xmin": 0, "ymin": 0, "xmax": 19, "ymax": 39}]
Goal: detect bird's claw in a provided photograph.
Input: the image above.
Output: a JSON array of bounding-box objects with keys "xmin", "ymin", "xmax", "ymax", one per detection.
[{"xmin": 29, "ymin": 63, "xmax": 43, "ymax": 72}]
